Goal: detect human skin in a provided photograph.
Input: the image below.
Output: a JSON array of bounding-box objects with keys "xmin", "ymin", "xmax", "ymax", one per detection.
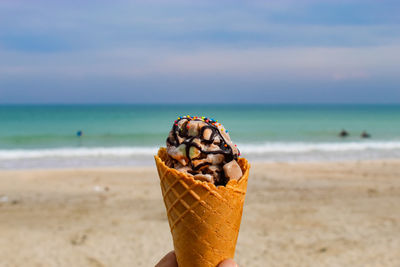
[{"xmin": 155, "ymin": 251, "xmax": 238, "ymax": 267}]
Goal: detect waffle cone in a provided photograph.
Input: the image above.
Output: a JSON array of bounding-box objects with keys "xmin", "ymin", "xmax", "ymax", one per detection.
[{"xmin": 155, "ymin": 147, "xmax": 250, "ymax": 267}]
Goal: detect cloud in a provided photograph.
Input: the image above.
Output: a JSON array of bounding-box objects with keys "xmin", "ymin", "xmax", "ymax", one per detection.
[
  {"xmin": 1, "ymin": 0, "xmax": 399, "ymax": 54},
  {"xmin": 0, "ymin": 0, "xmax": 399, "ymax": 103},
  {"xmin": 0, "ymin": 45, "xmax": 399, "ymax": 85},
  {"xmin": 332, "ymin": 71, "xmax": 369, "ymax": 81}
]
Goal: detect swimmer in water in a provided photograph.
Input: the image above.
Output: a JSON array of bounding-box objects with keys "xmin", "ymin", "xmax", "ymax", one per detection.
[
  {"xmin": 339, "ymin": 129, "xmax": 349, "ymax": 137},
  {"xmin": 361, "ymin": 131, "xmax": 371, "ymax": 138}
]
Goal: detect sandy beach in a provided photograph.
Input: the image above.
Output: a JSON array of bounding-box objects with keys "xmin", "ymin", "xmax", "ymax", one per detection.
[{"xmin": 1, "ymin": 160, "xmax": 400, "ymax": 267}]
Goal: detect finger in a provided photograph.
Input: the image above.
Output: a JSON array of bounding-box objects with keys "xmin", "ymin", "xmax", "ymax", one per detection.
[
  {"xmin": 155, "ymin": 251, "xmax": 178, "ymax": 267},
  {"xmin": 218, "ymin": 258, "xmax": 238, "ymax": 267}
]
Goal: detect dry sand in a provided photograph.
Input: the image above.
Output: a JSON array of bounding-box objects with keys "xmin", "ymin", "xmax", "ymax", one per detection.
[{"xmin": 0, "ymin": 160, "xmax": 400, "ymax": 267}]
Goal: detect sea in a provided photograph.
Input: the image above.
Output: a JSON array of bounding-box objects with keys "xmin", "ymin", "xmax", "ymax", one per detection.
[{"xmin": 1, "ymin": 104, "xmax": 399, "ymax": 169}]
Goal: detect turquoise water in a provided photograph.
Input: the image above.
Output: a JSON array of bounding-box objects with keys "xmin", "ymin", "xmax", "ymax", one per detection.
[
  {"xmin": 1, "ymin": 104, "xmax": 400, "ymax": 168},
  {"xmin": 1, "ymin": 104, "xmax": 400, "ymax": 148}
]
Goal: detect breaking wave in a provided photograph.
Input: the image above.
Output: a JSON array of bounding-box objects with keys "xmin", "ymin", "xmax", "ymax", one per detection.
[{"xmin": 1, "ymin": 141, "xmax": 400, "ymax": 160}]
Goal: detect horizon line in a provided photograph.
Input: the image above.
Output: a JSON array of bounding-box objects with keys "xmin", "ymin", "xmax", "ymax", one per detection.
[{"xmin": 1, "ymin": 102, "xmax": 400, "ymax": 106}]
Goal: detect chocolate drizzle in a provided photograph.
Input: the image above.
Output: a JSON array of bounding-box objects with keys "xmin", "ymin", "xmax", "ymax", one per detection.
[
  {"xmin": 167, "ymin": 117, "xmax": 237, "ymax": 160},
  {"xmin": 166, "ymin": 116, "xmax": 240, "ymax": 185}
]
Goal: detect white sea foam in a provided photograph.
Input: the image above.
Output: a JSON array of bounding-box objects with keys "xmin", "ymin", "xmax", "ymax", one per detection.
[
  {"xmin": 237, "ymin": 141, "xmax": 400, "ymax": 154},
  {"xmin": 1, "ymin": 141, "xmax": 400, "ymax": 160},
  {"xmin": 0, "ymin": 147, "xmax": 158, "ymax": 160}
]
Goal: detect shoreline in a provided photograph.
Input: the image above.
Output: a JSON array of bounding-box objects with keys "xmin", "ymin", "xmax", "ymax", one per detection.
[
  {"xmin": 1, "ymin": 160, "xmax": 400, "ymax": 266},
  {"xmin": 1, "ymin": 157, "xmax": 400, "ymax": 171}
]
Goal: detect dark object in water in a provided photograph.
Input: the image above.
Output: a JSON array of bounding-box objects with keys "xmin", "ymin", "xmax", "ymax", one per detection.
[
  {"xmin": 76, "ymin": 130, "xmax": 83, "ymax": 137},
  {"xmin": 339, "ymin": 129, "xmax": 349, "ymax": 137},
  {"xmin": 361, "ymin": 131, "xmax": 371, "ymax": 138}
]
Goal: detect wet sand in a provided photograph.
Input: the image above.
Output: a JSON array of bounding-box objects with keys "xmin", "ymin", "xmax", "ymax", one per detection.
[{"xmin": 0, "ymin": 160, "xmax": 400, "ymax": 267}]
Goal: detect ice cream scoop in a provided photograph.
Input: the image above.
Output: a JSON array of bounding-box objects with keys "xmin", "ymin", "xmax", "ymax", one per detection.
[
  {"xmin": 166, "ymin": 116, "xmax": 242, "ymax": 186},
  {"xmin": 155, "ymin": 117, "xmax": 250, "ymax": 266}
]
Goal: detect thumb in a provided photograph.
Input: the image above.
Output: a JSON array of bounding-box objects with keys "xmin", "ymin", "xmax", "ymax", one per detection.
[
  {"xmin": 155, "ymin": 251, "xmax": 178, "ymax": 267},
  {"xmin": 218, "ymin": 258, "xmax": 238, "ymax": 267}
]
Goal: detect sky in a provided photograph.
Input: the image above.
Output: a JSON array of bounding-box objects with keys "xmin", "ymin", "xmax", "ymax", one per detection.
[{"xmin": 0, "ymin": 0, "xmax": 399, "ymax": 104}]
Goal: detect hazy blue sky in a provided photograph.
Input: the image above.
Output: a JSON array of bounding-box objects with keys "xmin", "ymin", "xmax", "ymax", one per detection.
[{"xmin": 0, "ymin": 0, "xmax": 399, "ymax": 104}]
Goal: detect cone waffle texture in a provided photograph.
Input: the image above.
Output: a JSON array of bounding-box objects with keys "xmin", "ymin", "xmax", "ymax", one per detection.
[{"xmin": 155, "ymin": 147, "xmax": 250, "ymax": 267}]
